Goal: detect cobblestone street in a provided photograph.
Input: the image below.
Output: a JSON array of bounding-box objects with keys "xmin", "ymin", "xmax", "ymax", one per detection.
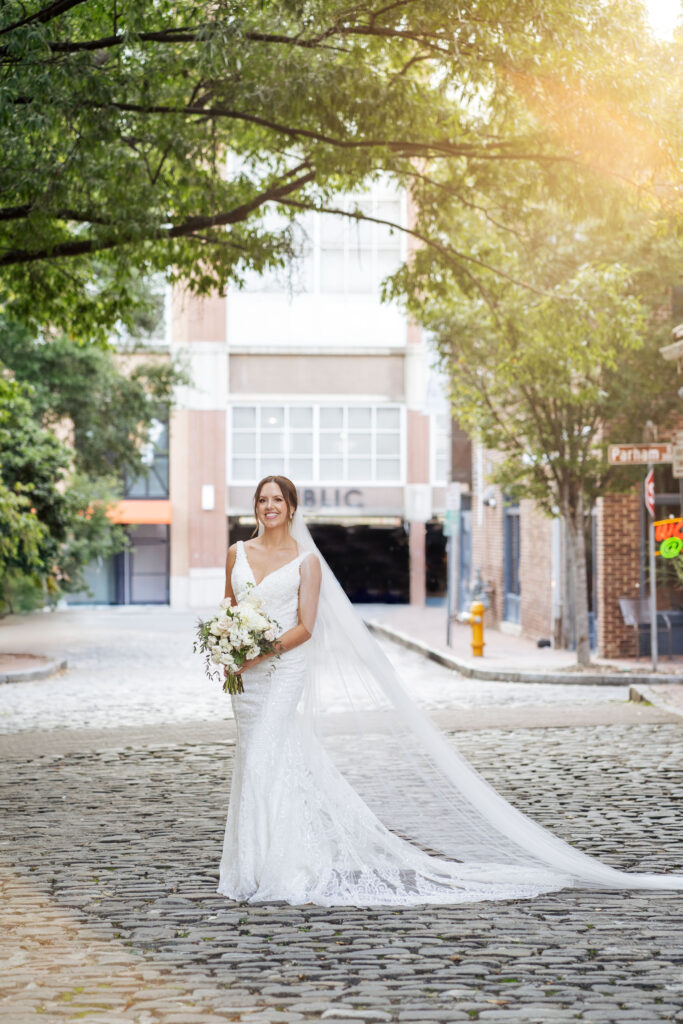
[{"xmin": 1, "ymin": 608, "xmax": 682, "ymax": 1023}]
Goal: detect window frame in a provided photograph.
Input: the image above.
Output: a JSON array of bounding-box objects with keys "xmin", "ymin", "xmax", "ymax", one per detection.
[
  {"xmin": 430, "ymin": 411, "xmax": 452, "ymax": 485},
  {"xmin": 229, "ymin": 403, "xmax": 405, "ymax": 485},
  {"xmin": 123, "ymin": 418, "xmax": 170, "ymax": 499}
]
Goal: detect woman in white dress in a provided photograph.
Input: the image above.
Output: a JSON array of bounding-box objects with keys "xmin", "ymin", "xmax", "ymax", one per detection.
[{"xmin": 218, "ymin": 475, "xmax": 683, "ymax": 907}]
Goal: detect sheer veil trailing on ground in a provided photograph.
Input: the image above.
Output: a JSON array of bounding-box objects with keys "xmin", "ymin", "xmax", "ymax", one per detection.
[{"xmin": 285, "ymin": 509, "xmax": 683, "ymax": 898}]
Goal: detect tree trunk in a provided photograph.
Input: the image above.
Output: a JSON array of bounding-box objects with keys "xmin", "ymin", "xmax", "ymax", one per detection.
[
  {"xmin": 564, "ymin": 491, "xmax": 592, "ymax": 667},
  {"xmin": 560, "ymin": 522, "xmax": 575, "ymax": 651}
]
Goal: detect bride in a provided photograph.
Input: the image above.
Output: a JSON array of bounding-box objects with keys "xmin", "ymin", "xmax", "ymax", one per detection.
[{"xmin": 218, "ymin": 475, "xmax": 683, "ymax": 907}]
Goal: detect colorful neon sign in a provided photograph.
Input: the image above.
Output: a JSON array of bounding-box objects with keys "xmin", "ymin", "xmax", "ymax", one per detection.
[{"xmin": 654, "ymin": 518, "xmax": 683, "ymax": 558}]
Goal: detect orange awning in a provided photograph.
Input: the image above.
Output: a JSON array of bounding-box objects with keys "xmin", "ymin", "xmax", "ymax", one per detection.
[{"xmin": 107, "ymin": 499, "xmax": 173, "ymax": 525}]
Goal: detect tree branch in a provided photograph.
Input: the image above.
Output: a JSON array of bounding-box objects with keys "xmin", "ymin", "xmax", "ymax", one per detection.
[
  {"xmin": 0, "ymin": 0, "xmax": 88, "ymax": 37},
  {"xmin": 0, "ymin": 168, "xmax": 315, "ymax": 267},
  {"xmin": 71, "ymin": 100, "xmax": 574, "ymax": 166}
]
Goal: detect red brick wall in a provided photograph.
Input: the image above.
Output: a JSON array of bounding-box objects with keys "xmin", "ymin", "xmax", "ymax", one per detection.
[{"xmin": 597, "ymin": 490, "xmax": 642, "ymax": 658}]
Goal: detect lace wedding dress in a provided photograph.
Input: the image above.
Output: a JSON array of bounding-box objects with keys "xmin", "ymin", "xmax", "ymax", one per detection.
[{"xmin": 218, "ymin": 522, "xmax": 683, "ymax": 907}]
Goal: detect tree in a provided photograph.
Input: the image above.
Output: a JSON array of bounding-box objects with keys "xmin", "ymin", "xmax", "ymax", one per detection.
[
  {"xmin": 0, "ymin": 317, "xmax": 186, "ymax": 479},
  {"xmin": 0, "ymin": 316, "xmax": 186, "ymax": 611},
  {"xmin": 0, "ymin": 375, "xmax": 128, "ymax": 612},
  {"xmin": 382, "ymin": 8, "xmax": 682, "ymax": 664},
  {"xmin": 0, "ymin": 0, "xmax": 663, "ymax": 338},
  {"xmin": 391, "ymin": 189, "xmax": 680, "ymax": 663}
]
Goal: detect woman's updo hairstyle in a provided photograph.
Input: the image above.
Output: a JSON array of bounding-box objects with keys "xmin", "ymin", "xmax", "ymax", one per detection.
[{"xmin": 251, "ymin": 476, "xmax": 299, "ymax": 537}]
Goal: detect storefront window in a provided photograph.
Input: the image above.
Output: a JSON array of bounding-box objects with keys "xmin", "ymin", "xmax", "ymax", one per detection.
[{"xmin": 230, "ymin": 405, "xmax": 404, "ymax": 484}]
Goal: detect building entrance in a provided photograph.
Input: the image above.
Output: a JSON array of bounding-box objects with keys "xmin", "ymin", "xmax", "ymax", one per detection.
[
  {"xmin": 67, "ymin": 525, "xmax": 170, "ymax": 605},
  {"xmin": 115, "ymin": 525, "xmax": 170, "ymax": 604},
  {"xmin": 228, "ymin": 518, "xmax": 409, "ymax": 602}
]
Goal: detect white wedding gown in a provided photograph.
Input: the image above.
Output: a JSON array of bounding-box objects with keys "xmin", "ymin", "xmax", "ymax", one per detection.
[{"xmin": 217, "ymin": 538, "xmax": 683, "ymax": 907}]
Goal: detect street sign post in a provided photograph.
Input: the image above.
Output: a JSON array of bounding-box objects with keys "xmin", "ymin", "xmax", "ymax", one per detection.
[{"xmin": 644, "ymin": 467, "xmax": 658, "ymax": 672}]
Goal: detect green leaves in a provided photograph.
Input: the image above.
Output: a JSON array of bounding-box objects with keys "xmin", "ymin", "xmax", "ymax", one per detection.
[
  {"xmin": 6, "ymin": 0, "xmax": 676, "ymax": 333},
  {"xmin": 0, "ymin": 310, "xmax": 186, "ymax": 610}
]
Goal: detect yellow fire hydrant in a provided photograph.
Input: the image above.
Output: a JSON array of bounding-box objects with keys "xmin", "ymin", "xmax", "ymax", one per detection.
[{"xmin": 468, "ymin": 600, "xmax": 485, "ymax": 657}]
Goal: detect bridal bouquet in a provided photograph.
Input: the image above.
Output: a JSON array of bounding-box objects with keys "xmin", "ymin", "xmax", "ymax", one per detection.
[{"xmin": 194, "ymin": 585, "xmax": 281, "ymax": 695}]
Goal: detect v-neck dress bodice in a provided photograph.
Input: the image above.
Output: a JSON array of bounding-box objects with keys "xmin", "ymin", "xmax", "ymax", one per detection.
[{"xmin": 232, "ymin": 539, "xmax": 304, "ymax": 637}]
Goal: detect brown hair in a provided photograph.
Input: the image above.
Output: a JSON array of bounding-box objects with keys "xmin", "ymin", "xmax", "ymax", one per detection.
[{"xmin": 251, "ymin": 476, "xmax": 299, "ymax": 536}]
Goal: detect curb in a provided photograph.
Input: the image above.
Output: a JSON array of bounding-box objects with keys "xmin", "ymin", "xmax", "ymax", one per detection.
[
  {"xmin": 365, "ymin": 619, "xmax": 683, "ymax": 687},
  {"xmin": 629, "ymin": 684, "xmax": 683, "ymax": 719},
  {"xmin": 0, "ymin": 655, "xmax": 68, "ymax": 684}
]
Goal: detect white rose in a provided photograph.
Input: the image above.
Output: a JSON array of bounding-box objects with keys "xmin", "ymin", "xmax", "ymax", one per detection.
[
  {"xmin": 239, "ymin": 605, "xmax": 269, "ymax": 631},
  {"xmin": 218, "ymin": 597, "xmax": 231, "ymax": 611},
  {"xmin": 246, "ymin": 646, "xmax": 260, "ymax": 660},
  {"xmin": 264, "ymin": 628, "xmax": 276, "ymax": 642},
  {"xmin": 211, "ymin": 650, "xmax": 222, "ymax": 663},
  {"xmin": 216, "ymin": 615, "xmax": 231, "ymax": 633},
  {"xmin": 209, "ymin": 621, "xmax": 222, "ymax": 636},
  {"xmin": 220, "ymin": 652, "xmax": 235, "ymax": 667}
]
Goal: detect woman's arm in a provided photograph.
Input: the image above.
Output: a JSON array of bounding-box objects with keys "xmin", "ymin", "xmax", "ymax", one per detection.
[
  {"xmin": 241, "ymin": 553, "xmax": 322, "ymax": 671},
  {"xmin": 224, "ymin": 544, "xmax": 238, "ymax": 605}
]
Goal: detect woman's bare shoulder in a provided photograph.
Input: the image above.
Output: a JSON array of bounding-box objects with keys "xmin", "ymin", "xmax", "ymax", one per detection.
[
  {"xmin": 226, "ymin": 540, "xmax": 242, "ymax": 564},
  {"xmin": 300, "ymin": 551, "xmax": 322, "ymax": 573}
]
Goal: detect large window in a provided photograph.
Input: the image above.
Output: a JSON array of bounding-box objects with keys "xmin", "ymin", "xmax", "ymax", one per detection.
[
  {"xmin": 230, "ymin": 404, "xmax": 403, "ymax": 484},
  {"xmin": 319, "ymin": 198, "xmax": 402, "ymax": 294},
  {"xmin": 124, "ymin": 419, "xmax": 169, "ymax": 498},
  {"xmin": 431, "ymin": 412, "xmax": 452, "ymax": 484},
  {"xmin": 241, "ymin": 193, "xmax": 403, "ymax": 296}
]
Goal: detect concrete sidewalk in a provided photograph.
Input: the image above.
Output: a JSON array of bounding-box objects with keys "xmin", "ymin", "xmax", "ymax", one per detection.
[{"xmin": 358, "ymin": 602, "xmax": 683, "ymax": 690}]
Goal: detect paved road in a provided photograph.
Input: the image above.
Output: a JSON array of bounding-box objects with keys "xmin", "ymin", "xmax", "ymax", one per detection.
[
  {"xmin": 0, "ymin": 608, "xmax": 682, "ymax": 1024},
  {"xmin": 0, "ymin": 607, "xmax": 633, "ymax": 735}
]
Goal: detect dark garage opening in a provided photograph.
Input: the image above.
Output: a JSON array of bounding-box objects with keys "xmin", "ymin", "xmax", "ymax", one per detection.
[{"xmin": 228, "ymin": 518, "xmax": 410, "ymax": 603}]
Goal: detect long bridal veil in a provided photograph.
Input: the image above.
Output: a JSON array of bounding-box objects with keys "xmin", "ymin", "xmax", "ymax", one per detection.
[{"xmin": 287, "ymin": 509, "xmax": 683, "ymax": 896}]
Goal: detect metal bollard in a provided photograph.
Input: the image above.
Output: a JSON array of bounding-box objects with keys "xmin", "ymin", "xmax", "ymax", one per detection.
[{"xmin": 469, "ymin": 600, "xmax": 485, "ymax": 657}]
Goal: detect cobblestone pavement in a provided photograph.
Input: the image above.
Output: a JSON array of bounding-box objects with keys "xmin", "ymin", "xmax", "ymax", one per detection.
[
  {"xmin": 0, "ymin": 608, "xmax": 629, "ymax": 735},
  {"xmin": 1, "ymin": 608, "xmax": 683, "ymax": 1024},
  {"xmin": 1, "ymin": 722, "xmax": 683, "ymax": 1024}
]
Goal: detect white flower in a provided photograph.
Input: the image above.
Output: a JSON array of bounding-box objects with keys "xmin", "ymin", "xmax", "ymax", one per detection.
[
  {"xmin": 210, "ymin": 650, "xmax": 222, "ymax": 663},
  {"xmin": 239, "ymin": 604, "xmax": 269, "ymax": 631},
  {"xmin": 246, "ymin": 646, "xmax": 260, "ymax": 660},
  {"xmin": 264, "ymin": 628, "xmax": 276, "ymax": 642},
  {"xmin": 218, "ymin": 597, "xmax": 231, "ymax": 611},
  {"xmin": 209, "ymin": 621, "xmax": 222, "ymax": 636},
  {"xmin": 215, "ymin": 615, "xmax": 231, "ymax": 634},
  {"xmin": 220, "ymin": 652, "xmax": 235, "ymax": 667}
]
